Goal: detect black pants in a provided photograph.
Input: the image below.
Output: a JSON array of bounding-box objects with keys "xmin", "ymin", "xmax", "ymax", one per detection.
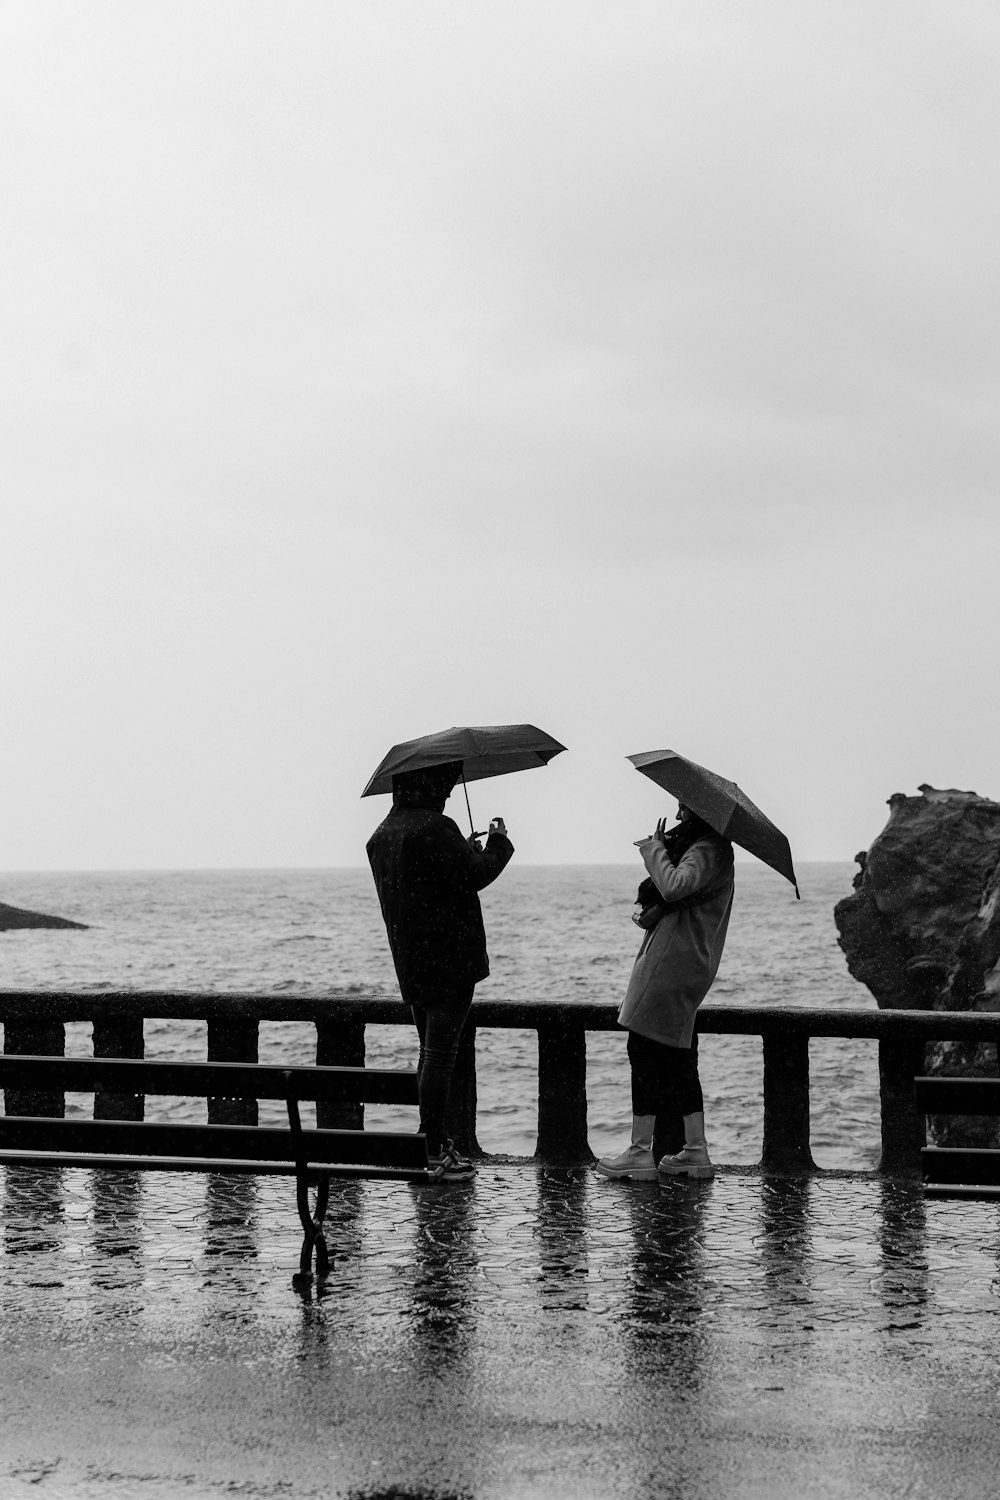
[
  {"xmin": 627, "ymin": 1030, "xmax": 704, "ymax": 1162},
  {"xmin": 405, "ymin": 983, "xmax": 475, "ymax": 1157}
]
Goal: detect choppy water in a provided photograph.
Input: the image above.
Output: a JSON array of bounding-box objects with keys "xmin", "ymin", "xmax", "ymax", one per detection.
[{"xmin": 0, "ymin": 862, "xmax": 877, "ymax": 1168}]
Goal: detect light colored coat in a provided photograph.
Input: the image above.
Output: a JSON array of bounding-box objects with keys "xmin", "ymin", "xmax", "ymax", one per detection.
[{"xmin": 618, "ymin": 834, "xmax": 734, "ymax": 1048}]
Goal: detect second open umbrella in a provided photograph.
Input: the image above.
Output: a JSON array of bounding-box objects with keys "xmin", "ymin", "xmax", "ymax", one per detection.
[{"xmin": 628, "ymin": 747, "xmax": 799, "ymax": 897}]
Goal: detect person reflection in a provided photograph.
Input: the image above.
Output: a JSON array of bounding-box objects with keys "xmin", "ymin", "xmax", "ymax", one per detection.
[
  {"xmin": 612, "ymin": 1179, "xmax": 711, "ymax": 1500},
  {"xmin": 620, "ymin": 1179, "xmax": 709, "ymax": 1343},
  {"xmin": 404, "ymin": 1177, "xmax": 479, "ymax": 1380}
]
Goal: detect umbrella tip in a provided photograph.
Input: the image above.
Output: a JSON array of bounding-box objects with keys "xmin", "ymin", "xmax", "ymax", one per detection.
[{"xmin": 794, "ymin": 882, "xmax": 801, "ymax": 900}]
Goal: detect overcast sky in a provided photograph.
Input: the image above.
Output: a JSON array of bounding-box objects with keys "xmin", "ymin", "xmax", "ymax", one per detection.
[{"xmin": 3, "ymin": 1, "xmax": 998, "ymax": 871}]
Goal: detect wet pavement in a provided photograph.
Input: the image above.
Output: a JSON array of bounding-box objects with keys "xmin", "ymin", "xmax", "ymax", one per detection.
[{"xmin": 1, "ymin": 1162, "xmax": 1000, "ymax": 1499}]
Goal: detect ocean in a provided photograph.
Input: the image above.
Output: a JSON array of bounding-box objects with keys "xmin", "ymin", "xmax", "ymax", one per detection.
[{"xmin": 0, "ymin": 862, "xmax": 879, "ymax": 1169}]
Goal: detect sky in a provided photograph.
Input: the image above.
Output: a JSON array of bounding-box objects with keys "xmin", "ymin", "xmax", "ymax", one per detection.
[{"xmin": 3, "ymin": 1, "xmax": 999, "ymax": 871}]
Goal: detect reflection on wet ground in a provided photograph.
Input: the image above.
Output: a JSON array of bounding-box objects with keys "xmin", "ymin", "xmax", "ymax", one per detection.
[{"xmin": 1, "ymin": 1164, "xmax": 1000, "ymax": 1498}]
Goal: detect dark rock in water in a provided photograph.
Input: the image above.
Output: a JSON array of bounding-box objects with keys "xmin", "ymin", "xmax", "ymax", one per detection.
[
  {"xmin": 0, "ymin": 900, "xmax": 88, "ymax": 931},
  {"xmin": 835, "ymin": 787, "xmax": 1000, "ymax": 1010},
  {"xmin": 835, "ymin": 785, "xmax": 1000, "ymax": 1147}
]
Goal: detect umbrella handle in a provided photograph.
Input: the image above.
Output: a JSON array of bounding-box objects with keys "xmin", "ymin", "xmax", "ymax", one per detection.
[{"xmin": 461, "ymin": 770, "xmax": 474, "ymax": 836}]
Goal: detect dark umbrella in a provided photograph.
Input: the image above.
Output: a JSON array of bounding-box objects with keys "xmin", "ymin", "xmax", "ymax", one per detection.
[
  {"xmin": 362, "ymin": 724, "xmax": 567, "ymax": 832},
  {"xmin": 627, "ymin": 748, "xmax": 799, "ymax": 897}
]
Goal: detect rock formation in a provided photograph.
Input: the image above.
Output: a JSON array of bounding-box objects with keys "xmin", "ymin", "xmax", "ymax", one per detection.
[
  {"xmin": 0, "ymin": 900, "xmax": 88, "ymax": 931},
  {"xmin": 835, "ymin": 786, "xmax": 1000, "ymax": 1147}
]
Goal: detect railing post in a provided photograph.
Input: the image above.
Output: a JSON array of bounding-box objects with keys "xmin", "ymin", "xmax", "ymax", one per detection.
[
  {"xmin": 207, "ymin": 1017, "xmax": 259, "ymax": 1126},
  {"xmin": 761, "ymin": 1032, "xmax": 816, "ymax": 1173},
  {"xmin": 878, "ymin": 1036, "xmax": 926, "ymax": 1177},
  {"xmin": 92, "ymin": 1013, "xmax": 145, "ymax": 1121},
  {"xmin": 315, "ymin": 1017, "xmax": 365, "ymax": 1131},
  {"xmin": 535, "ymin": 1020, "xmax": 593, "ymax": 1167},
  {"xmin": 445, "ymin": 1021, "xmax": 480, "ymax": 1158},
  {"xmin": 4, "ymin": 1020, "xmax": 66, "ymax": 1117}
]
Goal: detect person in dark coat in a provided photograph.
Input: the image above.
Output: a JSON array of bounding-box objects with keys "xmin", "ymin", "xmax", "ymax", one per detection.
[{"xmin": 366, "ymin": 760, "xmax": 514, "ymax": 1176}]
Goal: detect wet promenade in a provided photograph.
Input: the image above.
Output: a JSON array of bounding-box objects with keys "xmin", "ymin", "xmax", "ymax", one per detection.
[{"xmin": 1, "ymin": 1162, "xmax": 999, "ymax": 1499}]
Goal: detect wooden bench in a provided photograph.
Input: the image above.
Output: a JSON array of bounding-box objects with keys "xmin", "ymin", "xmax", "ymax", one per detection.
[
  {"xmin": 0, "ymin": 1055, "xmax": 433, "ymax": 1280},
  {"xmin": 915, "ymin": 1075, "xmax": 1000, "ymax": 1199}
]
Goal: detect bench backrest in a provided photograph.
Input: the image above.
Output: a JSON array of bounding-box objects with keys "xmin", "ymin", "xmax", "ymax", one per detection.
[
  {"xmin": 916, "ymin": 1075, "xmax": 1000, "ymax": 1191},
  {"xmin": 914, "ymin": 1077, "xmax": 1000, "ymax": 1115},
  {"xmin": 0, "ymin": 1055, "xmax": 427, "ymax": 1171},
  {"xmin": 0, "ymin": 1056, "xmax": 418, "ymax": 1105}
]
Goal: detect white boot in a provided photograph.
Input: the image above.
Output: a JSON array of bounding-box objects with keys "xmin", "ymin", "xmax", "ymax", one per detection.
[
  {"xmin": 657, "ymin": 1111, "xmax": 715, "ymax": 1180},
  {"xmin": 595, "ymin": 1115, "xmax": 658, "ymax": 1181}
]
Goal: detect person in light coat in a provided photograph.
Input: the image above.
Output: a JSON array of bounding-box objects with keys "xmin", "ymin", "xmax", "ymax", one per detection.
[{"xmin": 596, "ymin": 804, "xmax": 734, "ymax": 1182}]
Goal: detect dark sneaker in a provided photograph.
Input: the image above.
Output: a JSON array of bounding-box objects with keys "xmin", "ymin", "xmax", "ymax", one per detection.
[
  {"xmin": 441, "ymin": 1138, "xmax": 474, "ymax": 1169},
  {"xmin": 427, "ymin": 1141, "xmax": 476, "ymax": 1181}
]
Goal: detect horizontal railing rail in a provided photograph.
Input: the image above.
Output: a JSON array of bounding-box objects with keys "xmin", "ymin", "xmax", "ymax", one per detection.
[{"xmin": 1, "ymin": 991, "xmax": 997, "ymax": 1175}]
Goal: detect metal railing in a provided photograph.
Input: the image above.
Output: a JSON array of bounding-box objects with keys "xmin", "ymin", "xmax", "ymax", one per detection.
[{"xmin": 1, "ymin": 991, "xmax": 997, "ymax": 1175}]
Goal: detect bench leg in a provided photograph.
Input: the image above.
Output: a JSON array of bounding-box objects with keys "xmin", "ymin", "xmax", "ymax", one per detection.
[
  {"xmin": 294, "ymin": 1170, "xmax": 331, "ymax": 1280},
  {"xmin": 287, "ymin": 1097, "xmax": 332, "ymax": 1281}
]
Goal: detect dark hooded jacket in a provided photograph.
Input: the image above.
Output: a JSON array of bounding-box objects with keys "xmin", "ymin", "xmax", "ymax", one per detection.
[{"xmin": 366, "ymin": 767, "xmax": 514, "ymax": 998}]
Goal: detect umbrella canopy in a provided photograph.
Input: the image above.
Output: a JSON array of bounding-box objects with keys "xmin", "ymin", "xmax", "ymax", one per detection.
[
  {"xmin": 627, "ymin": 748, "xmax": 799, "ymax": 897},
  {"xmin": 362, "ymin": 724, "xmax": 567, "ymax": 798}
]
